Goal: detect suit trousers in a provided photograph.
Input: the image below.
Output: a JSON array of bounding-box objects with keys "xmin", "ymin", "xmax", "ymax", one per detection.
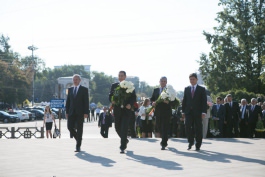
[
  {"xmin": 67, "ymin": 115, "xmax": 84, "ymax": 148},
  {"xmin": 129, "ymin": 111, "xmax": 136, "ymax": 138},
  {"xmin": 239, "ymin": 119, "xmax": 248, "ymax": 138},
  {"xmin": 100, "ymin": 124, "xmax": 109, "ymax": 138},
  {"xmin": 157, "ymin": 115, "xmax": 170, "ymax": 147},
  {"xmin": 226, "ymin": 118, "xmax": 239, "ymax": 138},
  {"xmin": 114, "ymin": 108, "xmax": 130, "ymax": 150},
  {"xmin": 185, "ymin": 110, "xmax": 203, "ymax": 148}
]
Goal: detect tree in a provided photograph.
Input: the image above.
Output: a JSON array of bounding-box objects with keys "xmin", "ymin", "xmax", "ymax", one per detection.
[
  {"xmin": 89, "ymin": 71, "xmax": 114, "ymax": 105},
  {"xmin": 0, "ymin": 35, "xmax": 31, "ymax": 105},
  {"xmin": 199, "ymin": 0, "xmax": 265, "ymax": 94}
]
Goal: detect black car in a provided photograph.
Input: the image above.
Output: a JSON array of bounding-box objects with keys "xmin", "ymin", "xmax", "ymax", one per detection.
[
  {"xmin": 29, "ymin": 109, "xmax": 44, "ymax": 120},
  {"xmin": 0, "ymin": 111, "xmax": 20, "ymax": 123}
]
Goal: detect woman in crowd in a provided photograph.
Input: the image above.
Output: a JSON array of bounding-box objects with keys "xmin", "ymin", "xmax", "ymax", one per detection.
[
  {"xmin": 138, "ymin": 98, "xmax": 153, "ymax": 138},
  {"xmin": 43, "ymin": 105, "xmax": 55, "ymax": 139}
]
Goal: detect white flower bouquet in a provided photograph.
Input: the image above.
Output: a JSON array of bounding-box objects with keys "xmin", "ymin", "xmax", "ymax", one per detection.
[{"xmin": 111, "ymin": 80, "xmax": 135, "ymax": 108}]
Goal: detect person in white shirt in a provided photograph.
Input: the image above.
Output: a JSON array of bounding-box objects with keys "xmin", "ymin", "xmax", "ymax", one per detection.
[
  {"xmin": 95, "ymin": 107, "xmax": 101, "ymax": 121},
  {"xmin": 138, "ymin": 98, "xmax": 153, "ymax": 138},
  {"xmin": 43, "ymin": 105, "xmax": 55, "ymax": 139}
]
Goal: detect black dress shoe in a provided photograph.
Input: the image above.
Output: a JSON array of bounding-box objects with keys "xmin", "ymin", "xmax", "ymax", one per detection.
[
  {"xmin": 75, "ymin": 147, "xmax": 81, "ymax": 152},
  {"xmin": 196, "ymin": 148, "xmax": 200, "ymax": 151},
  {"xmin": 161, "ymin": 146, "xmax": 166, "ymax": 150},
  {"xmin": 187, "ymin": 146, "xmax": 192, "ymax": 150}
]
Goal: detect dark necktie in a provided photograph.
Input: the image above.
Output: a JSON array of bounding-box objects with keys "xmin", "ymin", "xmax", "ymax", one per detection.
[
  {"xmin": 74, "ymin": 87, "xmax": 77, "ymax": 97},
  {"xmin": 191, "ymin": 86, "xmax": 195, "ymax": 98}
]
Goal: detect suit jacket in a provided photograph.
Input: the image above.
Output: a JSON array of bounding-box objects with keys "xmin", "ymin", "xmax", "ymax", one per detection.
[
  {"xmin": 248, "ymin": 105, "xmax": 262, "ymax": 123},
  {"xmin": 182, "ymin": 85, "xmax": 207, "ymax": 115},
  {"xmin": 211, "ymin": 104, "xmax": 225, "ymax": 121},
  {"xmin": 150, "ymin": 87, "xmax": 173, "ymax": 118},
  {"xmin": 239, "ymin": 105, "xmax": 249, "ymax": 122},
  {"xmin": 224, "ymin": 101, "xmax": 240, "ymax": 122},
  {"xmin": 98, "ymin": 112, "xmax": 112, "ymax": 127},
  {"xmin": 66, "ymin": 85, "xmax": 89, "ymax": 118},
  {"xmin": 109, "ymin": 82, "xmax": 136, "ymax": 118}
]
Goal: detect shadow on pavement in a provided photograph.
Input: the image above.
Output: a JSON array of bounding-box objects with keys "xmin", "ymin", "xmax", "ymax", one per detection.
[
  {"xmin": 170, "ymin": 138, "xmax": 212, "ymax": 144},
  {"xmin": 208, "ymin": 138, "xmax": 253, "ymax": 144},
  {"xmin": 75, "ymin": 151, "xmax": 116, "ymax": 167},
  {"xmin": 168, "ymin": 147, "xmax": 265, "ymax": 165},
  {"xmin": 126, "ymin": 150, "xmax": 183, "ymax": 170}
]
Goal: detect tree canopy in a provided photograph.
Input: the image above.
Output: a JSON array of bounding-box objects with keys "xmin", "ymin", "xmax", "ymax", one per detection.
[{"xmin": 199, "ymin": 0, "xmax": 265, "ymax": 94}]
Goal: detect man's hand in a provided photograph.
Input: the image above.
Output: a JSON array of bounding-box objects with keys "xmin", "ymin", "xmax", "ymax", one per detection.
[
  {"xmin": 126, "ymin": 104, "xmax": 131, "ymax": 110},
  {"xmin": 152, "ymin": 102, "xmax": 156, "ymax": 107},
  {"xmin": 84, "ymin": 114, "xmax": 88, "ymax": 118},
  {"xmin": 201, "ymin": 114, "xmax": 206, "ymax": 119},
  {"xmin": 164, "ymin": 100, "xmax": 169, "ymax": 104}
]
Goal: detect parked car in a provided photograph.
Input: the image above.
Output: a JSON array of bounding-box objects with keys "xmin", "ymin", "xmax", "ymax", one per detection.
[
  {"xmin": 29, "ymin": 109, "xmax": 44, "ymax": 120},
  {"xmin": 0, "ymin": 111, "xmax": 20, "ymax": 123},
  {"xmin": 8, "ymin": 111, "xmax": 30, "ymax": 122},
  {"xmin": 21, "ymin": 110, "xmax": 35, "ymax": 121},
  {"xmin": 51, "ymin": 108, "xmax": 59, "ymax": 116}
]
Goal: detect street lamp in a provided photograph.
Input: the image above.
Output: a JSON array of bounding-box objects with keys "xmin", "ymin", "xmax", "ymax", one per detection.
[{"xmin": 28, "ymin": 45, "xmax": 38, "ymax": 106}]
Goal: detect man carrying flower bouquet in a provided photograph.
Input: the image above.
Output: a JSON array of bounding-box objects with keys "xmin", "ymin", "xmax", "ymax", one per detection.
[
  {"xmin": 109, "ymin": 71, "xmax": 136, "ymax": 153},
  {"xmin": 150, "ymin": 76, "xmax": 178, "ymax": 150}
]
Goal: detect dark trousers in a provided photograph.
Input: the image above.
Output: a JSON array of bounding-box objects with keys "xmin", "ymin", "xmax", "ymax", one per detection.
[
  {"xmin": 226, "ymin": 119, "xmax": 239, "ymax": 138},
  {"xmin": 129, "ymin": 111, "xmax": 136, "ymax": 138},
  {"xmin": 239, "ymin": 119, "xmax": 248, "ymax": 138},
  {"xmin": 100, "ymin": 124, "xmax": 109, "ymax": 138},
  {"xmin": 248, "ymin": 121, "xmax": 256, "ymax": 138},
  {"xmin": 114, "ymin": 109, "xmax": 130, "ymax": 150},
  {"xmin": 185, "ymin": 111, "xmax": 202, "ymax": 148},
  {"xmin": 96, "ymin": 113, "xmax": 100, "ymax": 121},
  {"xmin": 157, "ymin": 115, "xmax": 170, "ymax": 147},
  {"xmin": 67, "ymin": 115, "xmax": 83, "ymax": 148}
]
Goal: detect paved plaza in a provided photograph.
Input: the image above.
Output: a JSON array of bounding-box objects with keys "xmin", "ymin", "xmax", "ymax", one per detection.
[{"xmin": 0, "ymin": 120, "xmax": 265, "ymax": 177}]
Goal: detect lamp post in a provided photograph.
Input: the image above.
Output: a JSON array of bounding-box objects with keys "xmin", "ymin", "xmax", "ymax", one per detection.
[{"xmin": 28, "ymin": 45, "xmax": 38, "ymax": 106}]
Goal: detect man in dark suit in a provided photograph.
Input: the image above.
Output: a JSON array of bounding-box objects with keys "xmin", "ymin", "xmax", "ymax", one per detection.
[
  {"xmin": 151, "ymin": 76, "xmax": 175, "ymax": 150},
  {"xmin": 66, "ymin": 74, "xmax": 89, "ymax": 152},
  {"xmin": 109, "ymin": 71, "xmax": 136, "ymax": 153},
  {"xmin": 182, "ymin": 73, "xmax": 207, "ymax": 151},
  {"xmin": 98, "ymin": 107, "xmax": 112, "ymax": 138},
  {"xmin": 224, "ymin": 94, "xmax": 240, "ymax": 138},
  {"xmin": 239, "ymin": 99, "xmax": 249, "ymax": 138},
  {"xmin": 211, "ymin": 97, "xmax": 226, "ymax": 137},
  {"xmin": 248, "ymin": 98, "xmax": 262, "ymax": 138}
]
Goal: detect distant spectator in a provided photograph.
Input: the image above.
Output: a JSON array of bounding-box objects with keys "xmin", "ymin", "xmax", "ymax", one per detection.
[
  {"xmin": 98, "ymin": 107, "xmax": 112, "ymax": 138},
  {"xmin": 43, "ymin": 105, "xmax": 55, "ymax": 139},
  {"xmin": 95, "ymin": 107, "xmax": 101, "ymax": 121}
]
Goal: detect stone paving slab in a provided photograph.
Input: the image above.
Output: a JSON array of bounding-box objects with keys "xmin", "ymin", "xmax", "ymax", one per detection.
[{"xmin": 1, "ymin": 137, "xmax": 265, "ymax": 177}]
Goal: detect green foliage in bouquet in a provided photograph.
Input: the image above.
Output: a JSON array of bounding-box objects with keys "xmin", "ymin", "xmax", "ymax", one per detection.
[{"xmin": 256, "ymin": 120, "xmax": 264, "ymax": 130}]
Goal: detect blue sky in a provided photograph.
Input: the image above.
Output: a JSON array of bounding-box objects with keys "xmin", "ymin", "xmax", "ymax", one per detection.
[{"xmin": 0, "ymin": 0, "xmax": 222, "ymax": 91}]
